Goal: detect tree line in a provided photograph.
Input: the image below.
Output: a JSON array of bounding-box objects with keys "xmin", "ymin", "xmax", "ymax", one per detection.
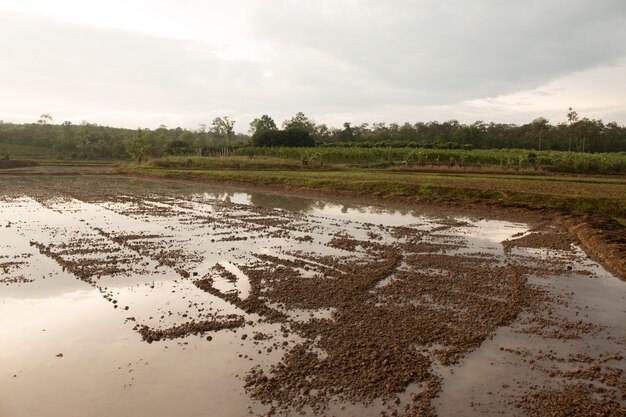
[
  {"xmin": 0, "ymin": 116, "xmax": 247, "ymax": 160},
  {"xmin": 0, "ymin": 109, "xmax": 624, "ymax": 160}
]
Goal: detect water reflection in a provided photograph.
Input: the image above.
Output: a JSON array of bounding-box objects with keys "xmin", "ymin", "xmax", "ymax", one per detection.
[
  {"xmin": 194, "ymin": 186, "xmax": 421, "ymax": 219},
  {"xmin": 249, "ymin": 192, "xmax": 316, "ymax": 212}
]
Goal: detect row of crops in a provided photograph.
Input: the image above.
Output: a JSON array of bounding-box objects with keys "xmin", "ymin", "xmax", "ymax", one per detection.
[{"xmin": 154, "ymin": 147, "xmax": 626, "ymax": 174}]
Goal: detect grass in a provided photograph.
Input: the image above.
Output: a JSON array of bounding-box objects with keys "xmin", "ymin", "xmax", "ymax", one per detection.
[{"xmin": 125, "ymin": 156, "xmax": 626, "ymax": 219}]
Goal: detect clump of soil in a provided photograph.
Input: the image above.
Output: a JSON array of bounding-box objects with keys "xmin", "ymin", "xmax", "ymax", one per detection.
[
  {"xmin": 137, "ymin": 315, "xmax": 244, "ymax": 343},
  {"xmin": 516, "ymin": 315, "xmax": 602, "ymax": 340},
  {"xmin": 518, "ymin": 384, "xmax": 625, "ymax": 417},
  {"xmin": 0, "ymin": 261, "xmax": 27, "ymax": 274},
  {"xmin": 503, "ymin": 224, "xmax": 575, "ymax": 252},
  {"xmin": 30, "ymin": 240, "xmax": 143, "ymax": 284},
  {"xmin": 1, "ymin": 275, "xmax": 33, "ymax": 285},
  {"xmin": 194, "ymin": 266, "xmax": 288, "ymax": 323}
]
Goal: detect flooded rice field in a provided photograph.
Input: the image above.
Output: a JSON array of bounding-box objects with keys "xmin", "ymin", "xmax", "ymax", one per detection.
[{"xmin": 1, "ymin": 176, "xmax": 625, "ymax": 417}]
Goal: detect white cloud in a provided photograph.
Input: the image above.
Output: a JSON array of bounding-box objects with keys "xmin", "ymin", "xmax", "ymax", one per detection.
[{"xmin": 0, "ymin": 1, "xmax": 625, "ymax": 130}]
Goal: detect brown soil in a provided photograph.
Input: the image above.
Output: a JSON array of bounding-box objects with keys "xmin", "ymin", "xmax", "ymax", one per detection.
[
  {"xmin": 558, "ymin": 214, "xmax": 626, "ymax": 281},
  {"xmin": 517, "ymin": 384, "xmax": 625, "ymax": 417}
]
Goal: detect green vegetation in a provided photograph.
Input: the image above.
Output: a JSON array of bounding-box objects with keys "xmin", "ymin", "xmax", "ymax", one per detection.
[
  {"xmin": 1, "ymin": 109, "xmax": 625, "ymax": 162},
  {"xmin": 0, "ymin": 116, "xmax": 248, "ymax": 160},
  {"xmin": 0, "ymin": 142, "xmax": 53, "ymax": 160},
  {"xmin": 148, "ymin": 148, "xmax": 626, "ymax": 175}
]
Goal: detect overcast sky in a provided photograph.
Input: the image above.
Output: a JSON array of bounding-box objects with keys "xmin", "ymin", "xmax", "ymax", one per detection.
[{"xmin": 1, "ymin": 0, "xmax": 625, "ymax": 131}]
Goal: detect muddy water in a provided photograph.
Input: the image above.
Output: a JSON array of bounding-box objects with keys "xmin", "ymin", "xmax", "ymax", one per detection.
[{"xmin": 0, "ymin": 176, "xmax": 624, "ymax": 417}]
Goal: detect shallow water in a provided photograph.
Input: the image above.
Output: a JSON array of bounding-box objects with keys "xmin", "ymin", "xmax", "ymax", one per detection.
[{"xmin": 1, "ymin": 176, "xmax": 624, "ymax": 417}]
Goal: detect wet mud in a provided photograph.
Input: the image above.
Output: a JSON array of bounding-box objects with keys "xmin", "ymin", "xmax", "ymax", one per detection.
[{"xmin": 0, "ymin": 175, "xmax": 624, "ymax": 417}]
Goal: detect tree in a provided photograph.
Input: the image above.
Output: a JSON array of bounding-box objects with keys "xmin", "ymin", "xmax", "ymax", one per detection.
[
  {"xmin": 566, "ymin": 107, "xmax": 579, "ymax": 152},
  {"xmin": 211, "ymin": 116, "xmax": 235, "ymax": 145},
  {"xmin": 165, "ymin": 140, "xmax": 192, "ymax": 155},
  {"xmin": 249, "ymin": 115, "xmax": 278, "ymax": 136},
  {"xmin": 315, "ymin": 124, "xmax": 333, "ymax": 142},
  {"xmin": 577, "ymin": 118, "xmax": 602, "ymax": 153},
  {"xmin": 282, "ymin": 112, "xmax": 316, "ymax": 134},
  {"xmin": 37, "ymin": 113, "xmax": 53, "ymax": 125},
  {"xmin": 339, "ymin": 122, "xmax": 354, "ymax": 141},
  {"xmin": 125, "ymin": 130, "xmax": 152, "ymax": 163},
  {"xmin": 531, "ymin": 117, "xmax": 549, "ymax": 151},
  {"xmin": 195, "ymin": 123, "xmax": 209, "ymax": 148}
]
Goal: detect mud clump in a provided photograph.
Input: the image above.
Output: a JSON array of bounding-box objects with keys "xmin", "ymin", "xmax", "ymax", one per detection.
[
  {"xmin": 503, "ymin": 225, "xmax": 575, "ymax": 252},
  {"xmin": 137, "ymin": 315, "xmax": 245, "ymax": 343},
  {"xmin": 518, "ymin": 384, "xmax": 625, "ymax": 417},
  {"xmin": 194, "ymin": 263, "xmax": 289, "ymax": 323}
]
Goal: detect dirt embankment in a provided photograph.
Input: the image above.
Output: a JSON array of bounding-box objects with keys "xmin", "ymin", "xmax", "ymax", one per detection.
[
  {"xmin": 0, "ymin": 160, "xmax": 38, "ymax": 169},
  {"xmin": 0, "ymin": 164, "xmax": 117, "ymax": 175},
  {"xmin": 557, "ymin": 215, "xmax": 626, "ymax": 280}
]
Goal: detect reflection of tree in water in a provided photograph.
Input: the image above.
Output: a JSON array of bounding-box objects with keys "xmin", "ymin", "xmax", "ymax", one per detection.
[{"xmin": 249, "ymin": 193, "xmax": 316, "ymax": 212}]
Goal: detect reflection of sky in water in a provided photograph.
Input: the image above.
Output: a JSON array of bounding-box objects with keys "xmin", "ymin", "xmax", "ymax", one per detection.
[
  {"xmin": 0, "ymin": 288, "xmax": 105, "ymax": 356},
  {"xmin": 456, "ymin": 218, "xmax": 528, "ymax": 244},
  {"xmin": 0, "ymin": 270, "xmax": 85, "ymax": 301},
  {"xmin": 215, "ymin": 261, "xmax": 251, "ymax": 299},
  {"xmin": 194, "ymin": 190, "xmax": 426, "ymax": 225},
  {"xmin": 193, "ymin": 189, "xmax": 530, "ymax": 236},
  {"xmin": 307, "ymin": 204, "xmax": 429, "ymax": 227}
]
